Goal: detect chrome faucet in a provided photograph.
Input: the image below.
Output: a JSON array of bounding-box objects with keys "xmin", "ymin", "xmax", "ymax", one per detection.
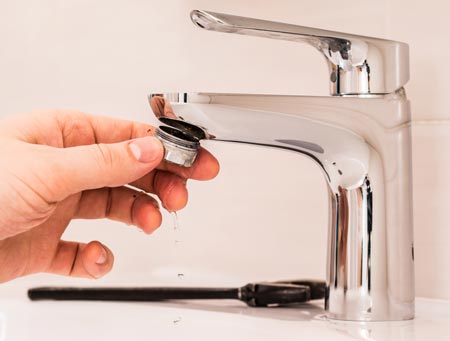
[{"xmin": 149, "ymin": 10, "xmax": 414, "ymax": 321}]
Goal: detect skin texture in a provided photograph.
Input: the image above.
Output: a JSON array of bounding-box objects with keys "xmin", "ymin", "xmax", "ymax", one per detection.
[{"xmin": 0, "ymin": 110, "xmax": 219, "ymax": 283}]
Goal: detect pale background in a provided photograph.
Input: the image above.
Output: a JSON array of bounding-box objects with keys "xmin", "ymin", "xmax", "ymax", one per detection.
[{"xmin": 0, "ymin": 0, "xmax": 449, "ymax": 300}]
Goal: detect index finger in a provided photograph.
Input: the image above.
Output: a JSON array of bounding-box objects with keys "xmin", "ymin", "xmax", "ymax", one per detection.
[
  {"xmin": 61, "ymin": 111, "xmax": 156, "ymax": 146},
  {"xmin": 157, "ymin": 147, "xmax": 220, "ymax": 180},
  {"xmin": 7, "ymin": 110, "xmax": 156, "ymax": 147}
]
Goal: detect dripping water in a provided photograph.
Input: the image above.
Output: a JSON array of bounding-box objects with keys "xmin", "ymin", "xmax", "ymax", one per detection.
[
  {"xmin": 171, "ymin": 211, "xmax": 184, "ymax": 325},
  {"xmin": 171, "ymin": 211, "xmax": 183, "ymax": 277}
]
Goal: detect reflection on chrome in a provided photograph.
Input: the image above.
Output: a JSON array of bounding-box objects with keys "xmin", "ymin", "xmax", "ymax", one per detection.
[
  {"xmin": 326, "ymin": 316, "xmax": 415, "ymax": 341},
  {"xmin": 147, "ymin": 10, "xmax": 414, "ymax": 322}
]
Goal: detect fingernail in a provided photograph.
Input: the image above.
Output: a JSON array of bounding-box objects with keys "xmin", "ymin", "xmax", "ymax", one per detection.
[
  {"xmin": 95, "ymin": 247, "xmax": 107, "ymax": 265},
  {"xmin": 129, "ymin": 136, "xmax": 163, "ymax": 163}
]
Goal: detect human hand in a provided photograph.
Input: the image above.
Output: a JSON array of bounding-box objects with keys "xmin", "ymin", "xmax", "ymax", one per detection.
[{"xmin": 0, "ymin": 110, "xmax": 219, "ymax": 283}]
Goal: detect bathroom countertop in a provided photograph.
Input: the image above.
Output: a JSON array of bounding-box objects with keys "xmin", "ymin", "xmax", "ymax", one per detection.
[{"xmin": 0, "ymin": 287, "xmax": 449, "ymax": 341}]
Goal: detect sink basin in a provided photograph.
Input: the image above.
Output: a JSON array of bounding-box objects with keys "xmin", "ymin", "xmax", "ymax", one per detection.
[{"xmin": 0, "ymin": 283, "xmax": 449, "ymax": 340}]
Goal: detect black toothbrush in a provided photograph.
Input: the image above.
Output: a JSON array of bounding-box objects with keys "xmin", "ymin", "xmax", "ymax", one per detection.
[{"xmin": 28, "ymin": 279, "xmax": 325, "ymax": 307}]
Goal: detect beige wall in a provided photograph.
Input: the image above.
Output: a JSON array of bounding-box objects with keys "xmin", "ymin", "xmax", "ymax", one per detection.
[{"xmin": 0, "ymin": 0, "xmax": 449, "ymax": 299}]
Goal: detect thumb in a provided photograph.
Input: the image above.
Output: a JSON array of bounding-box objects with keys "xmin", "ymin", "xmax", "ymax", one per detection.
[{"xmin": 51, "ymin": 136, "xmax": 163, "ymax": 199}]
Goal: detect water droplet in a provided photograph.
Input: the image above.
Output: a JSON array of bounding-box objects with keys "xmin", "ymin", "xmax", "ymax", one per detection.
[
  {"xmin": 173, "ymin": 317, "xmax": 182, "ymax": 324},
  {"xmin": 172, "ymin": 211, "xmax": 179, "ymax": 231},
  {"xmin": 177, "ymin": 273, "xmax": 184, "ymax": 280}
]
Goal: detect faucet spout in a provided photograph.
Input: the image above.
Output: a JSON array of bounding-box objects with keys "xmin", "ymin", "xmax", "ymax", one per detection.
[{"xmin": 149, "ymin": 92, "xmax": 414, "ymax": 321}]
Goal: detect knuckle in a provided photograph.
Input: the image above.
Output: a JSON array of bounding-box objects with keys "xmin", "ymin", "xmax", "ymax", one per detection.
[
  {"xmin": 156, "ymin": 173, "xmax": 186, "ymax": 209},
  {"xmin": 163, "ymin": 176, "xmax": 178, "ymax": 195},
  {"xmin": 94, "ymin": 144, "xmax": 115, "ymax": 171}
]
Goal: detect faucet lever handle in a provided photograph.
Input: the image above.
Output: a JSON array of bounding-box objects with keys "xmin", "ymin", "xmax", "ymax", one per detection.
[{"xmin": 191, "ymin": 10, "xmax": 409, "ymax": 96}]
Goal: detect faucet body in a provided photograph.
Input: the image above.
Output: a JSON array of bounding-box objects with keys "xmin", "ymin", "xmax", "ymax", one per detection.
[
  {"xmin": 148, "ymin": 10, "xmax": 414, "ymax": 321},
  {"xmin": 150, "ymin": 91, "xmax": 414, "ymax": 321}
]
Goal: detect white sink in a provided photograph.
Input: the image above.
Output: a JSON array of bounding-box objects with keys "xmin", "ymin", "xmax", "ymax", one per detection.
[{"xmin": 1, "ymin": 287, "xmax": 449, "ymax": 340}]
